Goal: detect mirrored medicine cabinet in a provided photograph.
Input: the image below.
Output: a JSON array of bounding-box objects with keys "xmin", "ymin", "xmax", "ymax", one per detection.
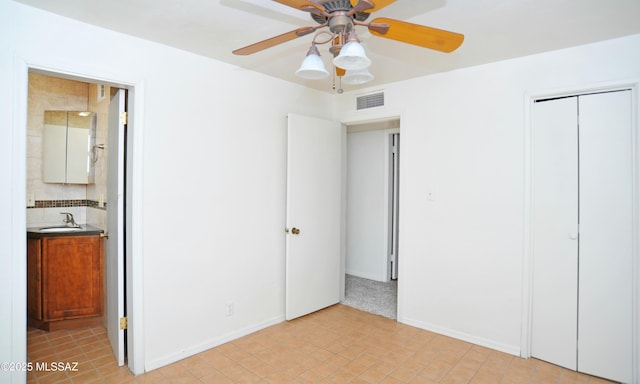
[{"xmin": 43, "ymin": 110, "xmax": 96, "ymax": 184}]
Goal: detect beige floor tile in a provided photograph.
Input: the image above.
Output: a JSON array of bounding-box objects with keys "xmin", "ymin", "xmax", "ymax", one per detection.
[
  {"xmin": 419, "ymin": 359, "xmax": 456, "ymax": 382},
  {"xmin": 26, "ymin": 305, "xmax": 619, "ymax": 384},
  {"xmin": 469, "ymin": 370, "xmax": 503, "ymax": 384}
]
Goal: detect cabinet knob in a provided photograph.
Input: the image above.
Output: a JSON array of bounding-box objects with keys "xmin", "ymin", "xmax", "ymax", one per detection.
[
  {"xmin": 291, "ymin": 227, "xmax": 301, "ymax": 235},
  {"xmin": 569, "ymin": 233, "xmax": 578, "ymax": 240},
  {"xmin": 100, "ymin": 232, "xmax": 109, "ymax": 239}
]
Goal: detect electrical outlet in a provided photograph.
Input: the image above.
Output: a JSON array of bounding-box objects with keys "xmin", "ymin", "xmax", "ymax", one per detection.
[
  {"xmin": 26, "ymin": 194, "xmax": 35, "ymax": 207},
  {"xmin": 225, "ymin": 302, "xmax": 234, "ymax": 316}
]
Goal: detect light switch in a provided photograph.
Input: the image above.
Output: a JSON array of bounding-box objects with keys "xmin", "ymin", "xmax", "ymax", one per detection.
[
  {"xmin": 426, "ymin": 187, "xmax": 435, "ymax": 201},
  {"xmin": 225, "ymin": 302, "xmax": 234, "ymax": 316}
]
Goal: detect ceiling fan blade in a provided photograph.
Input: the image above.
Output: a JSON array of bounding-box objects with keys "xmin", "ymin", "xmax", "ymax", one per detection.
[
  {"xmin": 351, "ymin": 0, "xmax": 396, "ymax": 12},
  {"xmin": 272, "ymin": 0, "xmax": 325, "ymax": 15},
  {"xmin": 369, "ymin": 17, "xmax": 464, "ymax": 53},
  {"xmin": 233, "ymin": 27, "xmax": 316, "ymax": 55}
]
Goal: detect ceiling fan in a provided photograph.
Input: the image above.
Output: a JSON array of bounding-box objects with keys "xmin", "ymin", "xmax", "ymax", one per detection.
[{"xmin": 233, "ymin": 0, "xmax": 464, "ymax": 85}]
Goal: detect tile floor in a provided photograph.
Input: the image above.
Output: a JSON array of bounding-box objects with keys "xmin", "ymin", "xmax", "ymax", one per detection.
[{"xmin": 26, "ymin": 304, "xmax": 614, "ymax": 384}]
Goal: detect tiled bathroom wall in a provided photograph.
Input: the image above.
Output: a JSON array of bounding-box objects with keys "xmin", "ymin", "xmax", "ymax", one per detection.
[{"xmin": 26, "ymin": 73, "xmax": 109, "ymax": 229}]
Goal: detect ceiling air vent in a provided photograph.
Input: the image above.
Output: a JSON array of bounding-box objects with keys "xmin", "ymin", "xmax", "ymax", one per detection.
[{"xmin": 356, "ymin": 91, "xmax": 384, "ymax": 111}]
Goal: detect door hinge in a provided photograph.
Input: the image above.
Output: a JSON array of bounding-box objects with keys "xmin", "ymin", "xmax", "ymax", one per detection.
[
  {"xmin": 119, "ymin": 111, "xmax": 128, "ymax": 125},
  {"xmin": 119, "ymin": 317, "xmax": 128, "ymax": 330}
]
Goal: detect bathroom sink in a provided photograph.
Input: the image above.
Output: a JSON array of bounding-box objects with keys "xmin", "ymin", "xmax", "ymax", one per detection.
[
  {"xmin": 38, "ymin": 226, "xmax": 84, "ymax": 232},
  {"xmin": 27, "ymin": 224, "xmax": 103, "ymax": 237}
]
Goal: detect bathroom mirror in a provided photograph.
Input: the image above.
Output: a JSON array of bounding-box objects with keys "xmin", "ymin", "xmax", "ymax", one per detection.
[{"xmin": 43, "ymin": 111, "xmax": 96, "ymax": 184}]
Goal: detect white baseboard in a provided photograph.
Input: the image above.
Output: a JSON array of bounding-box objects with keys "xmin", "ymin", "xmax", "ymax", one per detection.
[
  {"xmin": 144, "ymin": 314, "xmax": 285, "ymax": 372},
  {"xmin": 398, "ymin": 316, "xmax": 521, "ymax": 357}
]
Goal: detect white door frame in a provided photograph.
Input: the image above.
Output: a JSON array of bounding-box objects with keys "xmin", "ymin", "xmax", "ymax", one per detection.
[
  {"xmin": 341, "ymin": 114, "xmax": 402, "ymax": 304},
  {"xmin": 344, "ymin": 125, "xmax": 399, "ymax": 283},
  {"xmin": 10, "ymin": 56, "xmax": 146, "ymax": 377},
  {"xmin": 386, "ymin": 130, "xmax": 400, "ymax": 281},
  {"xmin": 521, "ymin": 80, "xmax": 640, "ymax": 382}
]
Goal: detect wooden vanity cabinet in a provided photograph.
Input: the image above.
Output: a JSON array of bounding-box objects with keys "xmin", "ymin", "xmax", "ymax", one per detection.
[{"xmin": 27, "ymin": 234, "xmax": 103, "ymax": 331}]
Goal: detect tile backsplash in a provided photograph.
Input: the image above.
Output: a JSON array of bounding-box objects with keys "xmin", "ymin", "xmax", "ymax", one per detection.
[{"xmin": 31, "ymin": 199, "xmax": 104, "ymax": 209}]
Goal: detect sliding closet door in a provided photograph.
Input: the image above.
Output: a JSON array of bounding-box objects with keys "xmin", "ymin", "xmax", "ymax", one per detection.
[
  {"xmin": 531, "ymin": 97, "xmax": 579, "ymax": 371},
  {"xmin": 578, "ymin": 90, "xmax": 633, "ymax": 383}
]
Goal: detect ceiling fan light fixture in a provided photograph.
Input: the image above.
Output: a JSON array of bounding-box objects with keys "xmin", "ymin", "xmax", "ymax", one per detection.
[
  {"xmin": 342, "ymin": 68, "xmax": 374, "ymax": 85},
  {"xmin": 332, "ymin": 31, "xmax": 371, "ymax": 71},
  {"xmin": 234, "ymin": 1, "xmax": 465, "ymax": 90},
  {"xmin": 295, "ymin": 44, "xmax": 330, "ymax": 80}
]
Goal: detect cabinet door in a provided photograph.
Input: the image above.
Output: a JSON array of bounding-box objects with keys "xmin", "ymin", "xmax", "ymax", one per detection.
[
  {"xmin": 65, "ymin": 126, "xmax": 91, "ymax": 184},
  {"xmin": 42, "ymin": 122, "xmax": 67, "ymax": 183},
  {"xmin": 42, "ymin": 236, "xmax": 103, "ymax": 320},
  {"xmin": 27, "ymin": 238, "xmax": 43, "ymax": 320}
]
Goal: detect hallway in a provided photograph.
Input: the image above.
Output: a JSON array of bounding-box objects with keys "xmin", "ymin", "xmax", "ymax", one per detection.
[{"xmin": 342, "ymin": 274, "xmax": 397, "ymax": 319}]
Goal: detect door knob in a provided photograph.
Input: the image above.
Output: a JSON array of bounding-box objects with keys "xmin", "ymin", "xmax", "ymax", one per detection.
[
  {"xmin": 100, "ymin": 232, "xmax": 109, "ymax": 239},
  {"xmin": 292, "ymin": 227, "xmax": 301, "ymax": 235}
]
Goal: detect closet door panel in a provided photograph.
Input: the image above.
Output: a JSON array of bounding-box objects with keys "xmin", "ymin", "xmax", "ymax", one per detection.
[
  {"xmin": 577, "ymin": 91, "xmax": 633, "ymax": 383},
  {"xmin": 531, "ymin": 97, "xmax": 579, "ymax": 370}
]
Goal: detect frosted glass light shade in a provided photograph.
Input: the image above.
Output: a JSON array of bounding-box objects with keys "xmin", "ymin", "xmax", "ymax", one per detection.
[
  {"xmin": 333, "ymin": 40, "xmax": 371, "ymax": 71},
  {"xmin": 295, "ymin": 53, "xmax": 329, "ymax": 79},
  {"xmin": 342, "ymin": 68, "xmax": 374, "ymax": 85}
]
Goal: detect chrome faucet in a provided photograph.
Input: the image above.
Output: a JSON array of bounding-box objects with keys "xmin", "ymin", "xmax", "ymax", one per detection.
[{"xmin": 60, "ymin": 212, "xmax": 79, "ymax": 227}]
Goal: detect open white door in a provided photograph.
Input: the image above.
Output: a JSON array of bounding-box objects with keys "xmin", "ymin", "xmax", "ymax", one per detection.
[
  {"xmin": 286, "ymin": 113, "xmax": 342, "ymax": 320},
  {"xmin": 106, "ymin": 89, "xmax": 126, "ymax": 366}
]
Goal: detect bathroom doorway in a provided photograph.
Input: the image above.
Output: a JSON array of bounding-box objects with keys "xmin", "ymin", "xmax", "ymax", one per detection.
[
  {"xmin": 24, "ymin": 70, "xmax": 134, "ymax": 372},
  {"xmin": 342, "ymin": 118, "xmax": 400, "ymax": 319}
]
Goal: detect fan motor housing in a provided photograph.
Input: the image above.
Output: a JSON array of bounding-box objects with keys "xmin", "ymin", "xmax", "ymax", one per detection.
[
  {"xmin": 311, "ymin": 0, "xmax": 371, "ymax": 25},
  {"xmin": 328, "ymin": 13, "xmax": 353, "ymax": 33},
  {"xmin": 321, "ymin": 0, "xmax": 351, "ymax": 11}
]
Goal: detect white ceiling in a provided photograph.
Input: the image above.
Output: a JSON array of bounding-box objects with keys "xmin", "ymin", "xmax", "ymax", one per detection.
[{"xmin": 13, "ymin": 0, "xmax": 640, "ymax": 93}]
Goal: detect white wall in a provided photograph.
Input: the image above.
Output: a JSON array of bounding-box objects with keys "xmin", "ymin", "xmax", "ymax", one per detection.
[
  {"xmin": 0, "ymin": 0, "xmax": 332, "ymax": 380},
  {"xmin": 346, "ymin": 129, "xmax": 388, "ymax": 281},
  {"xmin": 337, "ymin": 34, "xmax": 640, "ymax": 356}
]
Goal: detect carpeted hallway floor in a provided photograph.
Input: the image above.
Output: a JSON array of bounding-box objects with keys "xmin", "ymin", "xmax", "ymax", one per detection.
[{"xmin": 341, "ymin": 274, "xmax": 398, "ymax": 319}]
